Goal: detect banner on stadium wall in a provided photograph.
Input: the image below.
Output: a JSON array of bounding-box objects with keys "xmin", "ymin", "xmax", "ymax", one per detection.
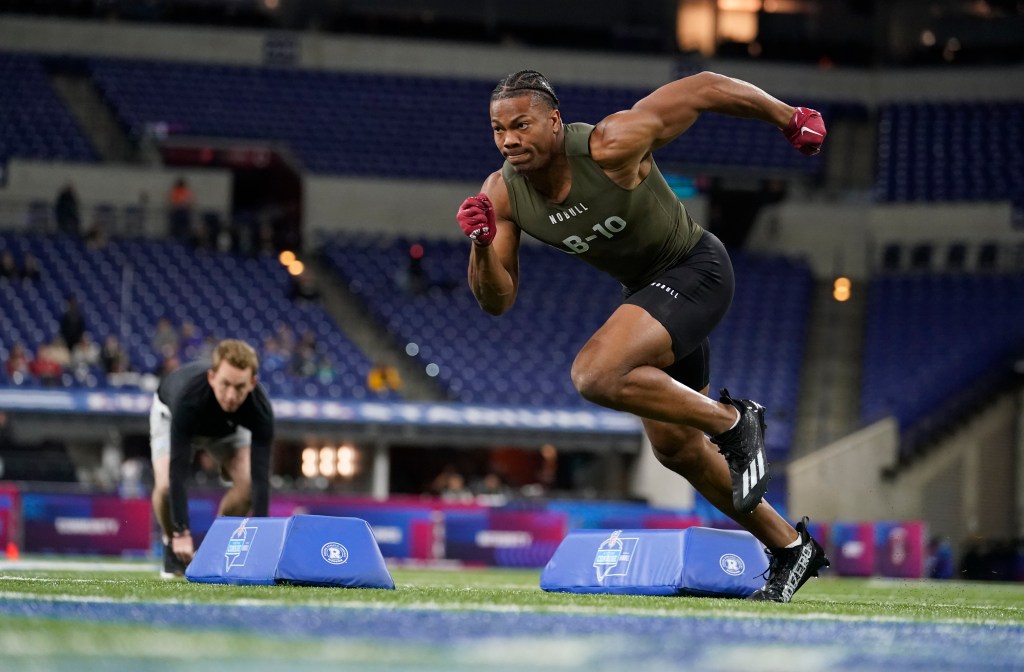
[
  {"xmin": 830, "ymin": 522, "xmax": 876, "ymax": 577},
  {"xmin": 0, "ymin": 389, "xmax": 641, "ymax": 434},
  {"xmin": 22, "ymin": 493, "xmax": 151, "ymax": 556},
  {"xmin": 876, "ymin": 520, "xmax": 926, "ymax": 579},
  {"xmin": 0, "ymin": 484, "xmax": 18, "ymax": 550},
  {"xmin": 276, "ymin": 501, "xmax": 440, "ymax": 561}
]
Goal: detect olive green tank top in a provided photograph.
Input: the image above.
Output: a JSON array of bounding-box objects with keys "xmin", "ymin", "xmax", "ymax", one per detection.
[{"xmin": 501, "ymin": 122, "xmax": 704, "ymax": 291}]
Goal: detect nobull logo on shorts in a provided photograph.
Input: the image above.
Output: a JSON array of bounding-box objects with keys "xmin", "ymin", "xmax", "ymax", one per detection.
[
  {"xmin": 593, "ymin": 530, "xmax": 640, "ymax": 582},
  {"xmin": 224, "ymin": 518, "xmax": 258, "ymax": 572}
]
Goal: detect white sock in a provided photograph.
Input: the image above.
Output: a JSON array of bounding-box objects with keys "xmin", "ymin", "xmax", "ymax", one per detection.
[
  {"xmin": 725, "ymin": 407, "xmax": 741, "ymax": 431},
  {"xmin": 784, "ymin": 534, "xmax": 802, "ymax": 549}
]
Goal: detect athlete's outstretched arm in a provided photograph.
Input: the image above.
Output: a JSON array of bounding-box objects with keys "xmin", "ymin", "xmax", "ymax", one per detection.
[
  {"xmin": 457, "ymin": 172, "xmax": 521, "ymax": 316},
  {"xmin": 592, "ymin": 71, "xmax": 824, "ymax": 170}
]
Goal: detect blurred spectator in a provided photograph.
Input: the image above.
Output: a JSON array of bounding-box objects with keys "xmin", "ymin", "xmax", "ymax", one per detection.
[
  {"xmin": 0, "ymin": 251, "xmax": 18, "ymax": 280},
  {"xmin": 473, "ymin": 471, "xmax": 511, "ymax": 506},
  {"xmin": 275, "ymin": 323, "xmax": 296, "ymax": 354},
  {"xmin": 21, "ymin": 254, "xmax": 41, "ymax": 281},
  {"xmin": 107, "ymin": 351, "xmax": 142, "ymax": 388},
  {"xmin": 926, "ymin": 536, "xmax": 955, "ymax": 579},
  {"xmin": 100, "ymin": 334, "xmax": 125, "ymax": 374},
  {"xmin": 168, "ymin": 177, "xmax": 194, "ymax": 243},
  {"xmin": 367, "ymin": 360, "xmax": 403, "ymax": 396},
  {"xmin": 70, "ymin": 331, "xmax": 101, "ymax": 380},
  {"xmin": 316, "ymin": 355, "xmax": 336, "ymax": 385},
  {"xmin": 5, "ymin": 342, "xmax": 33, "ymax": 383},
  {"xmin": 152, "ymin": 317, "xmax": 180, "ymax": 356},
  {"xmin": 31, "ymin": 337, "xmax": 70, "ymax": 386},
  {"xmin": 179, "ymin": 319, "xmax": 204, "ymax": 360},
  {"xmin": 403, "ymin": 242, "xmax": 429, "ymax": 296},
  {"xmin": 55, "ymin": 183, "xmax": 81, "ymax": 237},
  {"xmin": 59, "ymin": 295, "xmax": 86, "ymax": 349},
  {"xmin": 158, "ymin": 350, "xmax": 181, "ymax": 377},
  {"xmin": 959, "ymin": 537, "xmax": 986, "ymax": 580},
  {"xmin": 431, "ymin": 466, "xmax": 473, "ymax": 503},
  {"xmin": 290, "ymin": 341, "xmax": 318, "ymax": 378},
  {"xmin": 84, "ymin": 216, "xmax": 109, "ymax": 250},
  {"xmin": 289, "ymin": 270, "xmax": 321, "ymax": 302},
  {"xmin": 261, "ymin": 336, "xmax": 288, "ymax": 373}
]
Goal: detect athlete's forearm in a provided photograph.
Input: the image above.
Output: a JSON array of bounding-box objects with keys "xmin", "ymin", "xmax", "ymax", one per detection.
[
  {"xmin": 468, "ymin": 245, "xmax": 516, "ymax": 315},
  {"xmin": 168, "ymin": 447, "xmax": 191, "ymax": 531},
  {"xmin": 691, "ymin": 72, "xmax": 792, "ymax": 125},
  {"xmin": 635, "ymin": 71, "xmax": 793, "ymax": 140}
]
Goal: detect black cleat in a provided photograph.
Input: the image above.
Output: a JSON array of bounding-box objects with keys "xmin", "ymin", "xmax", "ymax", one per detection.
[
  {"xmin": 160, "ymin": 542, "xmax": 187, "ymax": 580},
  {"xmin": 710, "ymin": 388, "xmax": 770, "ymax": 514},
  {"xmin": 748, "ymin": 517, "xmax": 830, "ymax": 603}
]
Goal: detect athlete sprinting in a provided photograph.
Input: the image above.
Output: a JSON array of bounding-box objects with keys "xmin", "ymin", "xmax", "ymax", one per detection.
[{"xmin": 457, "ymin": 70, "xmax": 829, "ymax": 602}]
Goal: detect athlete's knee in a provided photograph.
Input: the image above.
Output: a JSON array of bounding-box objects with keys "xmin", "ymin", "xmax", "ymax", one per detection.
[
  {"xmin": 570, "ymin": 363, "xmax": 621, "ymax": 406},
  {"xmin": 570, "ymin": 350, "xmax": 623, "ymax": 406}
]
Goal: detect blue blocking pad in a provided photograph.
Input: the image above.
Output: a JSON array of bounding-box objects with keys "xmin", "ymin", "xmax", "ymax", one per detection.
[
  {"xmin": 186, "ymin": 514, "xmax": 395, "ymax": 589},
  {"xmin": 540, "ymin": 527, "xmax": 769, "ymax": 598}
]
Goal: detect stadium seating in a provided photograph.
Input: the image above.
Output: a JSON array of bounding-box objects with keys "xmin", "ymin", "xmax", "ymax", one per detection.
[
  {"xmin": 875, "ymin": 101, "xmax": 1024, "ymax": 204},
  {"xmin": 320, "ymin": 234, "xmax": 813, "ymax": 458},
  {"xmin": 861, "ymin": 273, "xmax": 1024, "ymax": 432},
  {"xmin": 0, "ymin": 232, "xmax": 378, "ymax": 399},
  {"xmin": 0, "ymin": 53, "xmax": 98, "ymax": 165},
  {"xmin": 88, "ymin": 58, "xmax": 827, "ymax": 179}
]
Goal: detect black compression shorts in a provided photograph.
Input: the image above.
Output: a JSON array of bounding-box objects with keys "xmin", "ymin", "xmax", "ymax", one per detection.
[{"xmin": 622, "ymin": 231, "xmax": 735, "ymax": 391}]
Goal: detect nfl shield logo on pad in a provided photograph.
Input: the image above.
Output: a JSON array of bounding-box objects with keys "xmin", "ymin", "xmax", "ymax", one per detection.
[{"xmin": 593, "ymin": 530, "xmax": 640, "ymax": 582}]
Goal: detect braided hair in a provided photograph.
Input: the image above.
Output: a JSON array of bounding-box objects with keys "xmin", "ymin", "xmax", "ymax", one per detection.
[{"xmin": 491, "ymin": 70, "xmax": 560, "ymax": 109}]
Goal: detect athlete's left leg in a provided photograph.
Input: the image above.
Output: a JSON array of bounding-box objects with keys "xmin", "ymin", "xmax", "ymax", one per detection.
[{"xmin": 570, "ymin": 303, "xmax": 739, "ymax": 435}]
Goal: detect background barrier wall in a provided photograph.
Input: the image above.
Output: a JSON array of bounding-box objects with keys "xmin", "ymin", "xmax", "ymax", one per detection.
[{"xmin": 0, "ymin": 485, "xmax": 952, "ymax": 577}]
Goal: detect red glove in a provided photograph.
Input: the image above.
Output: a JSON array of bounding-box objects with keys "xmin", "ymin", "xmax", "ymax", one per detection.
[
  {"xmin": 457, "ymin": 193, "xmax": 496, "ymax": 246},
  {"xmin": 782, "ymin": 107, "xmax": 826, "ymax": 156}
]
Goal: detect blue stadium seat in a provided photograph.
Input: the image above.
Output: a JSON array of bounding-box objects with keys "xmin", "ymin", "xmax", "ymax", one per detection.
[
  {"xmin": 0, "ymin": 53, "xmax": 98, "ymax": 165},
  {"xmin": 0, "ymin": 232, "xmax": 373, "ymax": 399},
  {"xmin": 321, "ymin": 235, "xmax": 813, "ymax": 457},
  {"xmin": 88, "ymin": 57, "xmax": 832, "ymax": 180}
]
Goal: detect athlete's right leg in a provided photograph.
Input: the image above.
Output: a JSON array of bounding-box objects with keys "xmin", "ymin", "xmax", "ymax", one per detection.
[
  {"xmin": 149, "ymin": 395, "xmax": 186, "ymax": 578},
  {"xmin": 148, "ymin": 395, "xmax": 174, "ymax": 542},
  {"xmin": 150, "ymin": 454, "xmax": 173, "ymax": 538}
]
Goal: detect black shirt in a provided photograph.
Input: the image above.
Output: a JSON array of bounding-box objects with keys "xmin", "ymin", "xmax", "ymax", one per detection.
[{"xmin": 157, "ymin": 360, "xmax": 274, "ymax": 531}]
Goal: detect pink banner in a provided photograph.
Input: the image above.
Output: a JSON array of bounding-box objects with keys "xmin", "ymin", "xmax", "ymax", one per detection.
[{"xmin": 877, "ymin": 520, "xmax": 926, "ymax": 578}]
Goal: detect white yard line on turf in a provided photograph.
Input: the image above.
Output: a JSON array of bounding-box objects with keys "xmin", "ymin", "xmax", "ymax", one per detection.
[
  {"xmin": 0, "ymin": 590, "xmax": 1017, "ymax": 628},
  {"xmin": 0, "ymin": 559, "xmax": 156, "ymax": 572}
]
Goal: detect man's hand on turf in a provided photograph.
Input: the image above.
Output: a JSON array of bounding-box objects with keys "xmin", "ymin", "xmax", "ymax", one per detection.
[
  {"xmin": 457, "ymin": 193, "xmax": 496, "ymax": 247},
  {"xmin": 782, "ymin": 107, "xmax": 826, "ymax": 156},
  {"xmin": 172, "ymin": 531, "xmax": 195, "ymax": 564}
]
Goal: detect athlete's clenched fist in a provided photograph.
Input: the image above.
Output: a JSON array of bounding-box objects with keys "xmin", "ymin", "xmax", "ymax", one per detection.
[
  {"xmin": 782, "ymin": 107, "xmax": 826, "ymax": 156},
  {"xmin": 457, "ymin": 193, "xmax": 496, "ymax": 247}
]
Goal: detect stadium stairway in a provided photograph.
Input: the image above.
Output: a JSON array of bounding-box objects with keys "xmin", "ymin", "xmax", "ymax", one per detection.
[
  {"xmin": 308, "ymin": 254, "xmax": 446, "ymax": 402},
  {"xmin": 823, "ymin": 116, "xmax": 875, "ymax": 194},
  {"xmin": 791, "ymin": 280, "xmax": 866, "ymax": 459},
  {"xmin": 48, "ymin": 67, "xmax": 139, "ymax": 164}
]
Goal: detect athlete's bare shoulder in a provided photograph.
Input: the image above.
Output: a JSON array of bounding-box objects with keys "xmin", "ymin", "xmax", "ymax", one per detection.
[
  {"xmin": 589, "ymin": 109, "xmax": 661, "ymax": 187},
  {"xmin": 480, "ymin": 170, "xmax": 514, "ymax": 224}
]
